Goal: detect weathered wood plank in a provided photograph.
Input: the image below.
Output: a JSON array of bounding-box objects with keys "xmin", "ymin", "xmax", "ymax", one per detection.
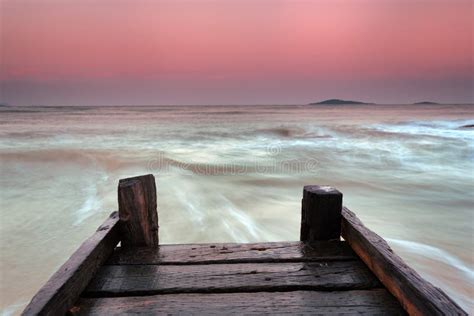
[
  {"xmin": 84, "ymin": 261, "xmax": 381, "ymax": 296},
  {"xmin": 22, "ymin": 212, "xmax": 121, "ymax": 316},
  {"xmin": 341, "ymin": 207, "xmax": 467, "ymax": 316},
  {"xmin": 301, "ymin": 185, "xmax": 343, "ymax": 241},
  {"xmin": 73, "ymin": 289, "xmax": 405, "ymax": 315},
  {"xmin": 106, "ymin": 240, "xmax": 357, "ymax": 265},
  {"xmin": 118, "ymin": 174, "xmax": 158, "ymax": 248}
]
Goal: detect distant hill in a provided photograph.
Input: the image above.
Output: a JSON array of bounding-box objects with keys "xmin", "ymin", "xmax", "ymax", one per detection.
[
  {"xmin": 413, "ymin": 101, "xmax": 439, "ymax": 105},
  {"xmin": 309, "ymin": 99, "xmax": 371, "ymax": 105}
]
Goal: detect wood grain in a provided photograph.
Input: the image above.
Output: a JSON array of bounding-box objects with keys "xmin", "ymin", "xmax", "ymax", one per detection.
[
  {"xmin": 106, "ymin": 241, "xmax": 357, "ymax": 265},
  {"xmin": 341, "ymin": 207, "xmax": 467, "ymax": 316},
  {"xmin": 118, "ymin": 174, "xmax": 158, "ymax": 248},
  {"xmin": 84, "ymin": 260, "xmax": 381, "ymax": 296},
  {"xmin": 73, "ymin": 289, "xmax": 405, "ymax": 315},
  {"xmin": 22, "ymin": 212, "xmax": 120, "ymax": 316},
  {"xmin": 301, "ymin": 185, "xmax": 343, "ymax": 241}
]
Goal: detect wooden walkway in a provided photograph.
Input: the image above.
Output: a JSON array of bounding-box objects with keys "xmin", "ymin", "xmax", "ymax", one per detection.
[
  {"xmin": 22, "ymin": 175, "xmax": 466, "ymax": 315},
  {"xmin": 74, "ymin": 241, "xmax": 403, "ymax": 315}
]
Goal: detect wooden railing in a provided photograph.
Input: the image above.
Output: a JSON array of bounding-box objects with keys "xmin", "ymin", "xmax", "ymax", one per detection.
[{"xmin": 22, "ymin": 174, "xmax": 466, "ymax": 315}]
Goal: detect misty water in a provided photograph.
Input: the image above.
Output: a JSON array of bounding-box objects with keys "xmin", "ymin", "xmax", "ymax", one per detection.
[{"xmin": 0, "ymin": 104, "xmax": 473, "ymax": 314}]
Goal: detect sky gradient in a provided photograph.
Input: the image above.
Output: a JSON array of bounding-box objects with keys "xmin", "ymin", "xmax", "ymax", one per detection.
[{"xmin": 1, "ymin": 0, "xmax": 473, "ymax": 105}]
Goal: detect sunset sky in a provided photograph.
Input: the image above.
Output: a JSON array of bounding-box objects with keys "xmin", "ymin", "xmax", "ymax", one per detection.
[{"xmin": 1, "ymin": 0, "xmax": 473, "ymax": 105}]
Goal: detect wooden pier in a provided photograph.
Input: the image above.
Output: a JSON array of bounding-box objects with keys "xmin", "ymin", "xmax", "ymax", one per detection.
[{"xmin": 22, "ymin": 174, "xmax": 466, "ymax": 315}]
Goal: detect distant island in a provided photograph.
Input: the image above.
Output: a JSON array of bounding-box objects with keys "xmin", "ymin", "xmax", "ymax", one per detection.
[
  {"xmin": 413, "ymin": 101, "xmax": 439, "ymax": 105},
  {"xmin": 309, "ymin": 99, "xmax": 372, "ymax": 105}
]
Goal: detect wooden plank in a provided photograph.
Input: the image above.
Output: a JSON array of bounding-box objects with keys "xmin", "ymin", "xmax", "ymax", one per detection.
[
  {"xmin": 118, "ymin": 174, "xmax": 158, "ymax": 248},
  {"xmin": 301, "ymin": 185, "xmax": 343, "ymax": 241},
  {"xmin": 341, "ymin": 207, "xmax": 467, "ymax": 316},
  {"xmin": 106, "ymin": 240, "xmax": 357, "ymax": 265},
  {"xmin": 84, "ymin": 261, "xmax": 381, "ymax": 296},
  {"xmin": 22, "ymin": 212, "xmax": 121, "ymax": 316},
  {"xmin": 72, "ymin": 289, "xmax": 405, "ymax": 315}
]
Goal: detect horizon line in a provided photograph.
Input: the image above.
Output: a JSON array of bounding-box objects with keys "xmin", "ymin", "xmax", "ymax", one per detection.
[{"xmin": 2, "ymin": 102, "xmax": 474, "ymax": 107}]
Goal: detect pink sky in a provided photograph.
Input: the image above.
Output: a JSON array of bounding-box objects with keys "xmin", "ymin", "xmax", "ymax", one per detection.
[{"xmin": 1, "ymin": 0, "xmax": 472, "ymax": 105}]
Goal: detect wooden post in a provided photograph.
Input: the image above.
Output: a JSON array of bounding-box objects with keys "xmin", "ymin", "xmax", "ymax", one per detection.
[
  {"xmin": 118, "ymin": 174, "xmax": 159, "ymax": 248},
  {"xmin": 300, "ymin": 185, "xmax": 342, "ymax": 241}
]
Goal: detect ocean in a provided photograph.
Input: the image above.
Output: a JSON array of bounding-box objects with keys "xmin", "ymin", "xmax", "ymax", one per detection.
[{"xmin": 0, "ymin": 104, "xmax": 473, "ymax": 314}]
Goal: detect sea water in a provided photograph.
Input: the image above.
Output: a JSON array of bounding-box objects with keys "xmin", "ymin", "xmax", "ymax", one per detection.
[{"xmin": 0, "ymin": 104, "xmax": 473, "ymax": 314}]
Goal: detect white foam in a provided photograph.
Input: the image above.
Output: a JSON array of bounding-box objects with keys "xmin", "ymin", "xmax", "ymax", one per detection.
[
  {"xmin": 220, "ymin": 195, "xmax": 263, "ymax": 241},
  {"xmin": 373, "ymin": 120, "xmax": 474, "ymax": 141},
  {"xmin": 174, "ymin": 188, "xmax": 205, "ymax": 226},
  {"xmin": 73, "ymin": 182, "xmax": 102, "ymax": 226},
  {"xmin": 387, "ymin": 238, "xmax": 474, "ymax": 280},
  {"xmin": 222, "ymin": 219, "xmax": 249, "ymax": 243},
  {"xmin": 1, "ymin": 301, "xmax": 28, "ymax": 316},
  {"xmin": 387, "ymin": 238, "xmax": 474, "ymax": 311}
]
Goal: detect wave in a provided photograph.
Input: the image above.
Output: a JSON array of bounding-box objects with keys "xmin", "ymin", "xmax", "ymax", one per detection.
[
  {"xmin": 387, "ymin": 238, "xmax": 474, "ymax": 311},
  {"xmin": 162, "ymin": 176, "xmax": 266, "ymax": 243},
  {"xmin": 0, "ymin": 148, "xmax": 294, "ymax": 178},
  {"xmin": 190, "ymin": 110, "xmax": 248, "ymax": 115},
  {"xmin": 387, "ymin": 238, "xmax": 474, "ymax": 279},
  {"xmin": 372, "ymin": 119, "xmax": 474, "ymax": 140},
  {"xmin": 1, "ymin": 300, "xmax": 29, "ymax": 316},
  {"xmin": 0, "ymin": 149, "xmax": 141, "ymax": 173},
  {"xmin": 219, "ymin": 195, "xmax": 265, "ymax": 243},
  {"xmin": 73, "ymin": 181, "xmax": 102, "ymax": 226},
  {"xmin": 170, "ymin": 183, "xmax": 205, "ymax": 226},
  {"xmin": 255, "ymin": 126, "xmax": 332, "ymax": 139}
]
